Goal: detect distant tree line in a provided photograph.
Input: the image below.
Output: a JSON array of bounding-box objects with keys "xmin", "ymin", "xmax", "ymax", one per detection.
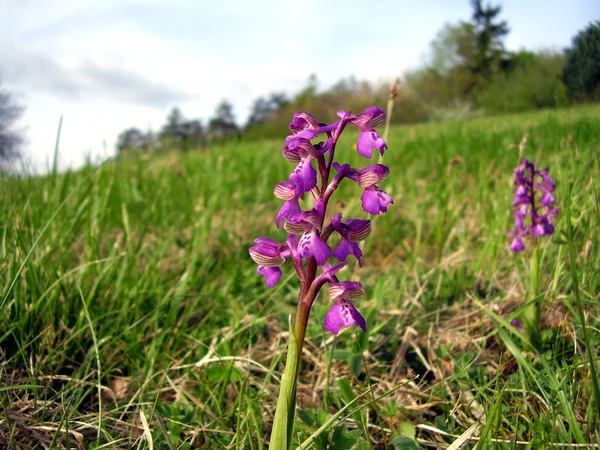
[
  {"xmin": 1, "ymin": 2, "xmax": 598, "ymax": 163},
  {"xmin": 117, "ymin": 99, "xmax": 241, "ymax": 154},
  {"xmin": 116, "ymin": 6, "xmax": 599, "ymax": 155}
]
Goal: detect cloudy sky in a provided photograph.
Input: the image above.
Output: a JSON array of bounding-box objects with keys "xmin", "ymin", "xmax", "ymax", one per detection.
[{"xmin": 0, "ymin": 0, "xmax": 596, "ymax": 171}]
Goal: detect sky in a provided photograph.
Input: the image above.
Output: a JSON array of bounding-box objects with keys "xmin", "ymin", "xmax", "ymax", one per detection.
[{"xmin": 0, "ymin": 0, "xmax": 597, "ymax": 172}]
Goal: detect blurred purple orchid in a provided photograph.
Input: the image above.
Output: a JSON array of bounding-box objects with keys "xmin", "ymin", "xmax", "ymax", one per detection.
[{"xmin": 508, "ymin": 158, "xmax": 558, "ymax": 252}]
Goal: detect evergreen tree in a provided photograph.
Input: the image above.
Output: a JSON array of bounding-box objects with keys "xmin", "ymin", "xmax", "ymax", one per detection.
[
  {"xmin": 116, "ymin": 128, "xmax": 146, "ymax": 152},
  {"xmin": 246, "ymin": 92, "xmax": 288, "ymax": 128},
  {"xmin": 208, "ymin": 100, "xmax": 239, "ymax": 139},
  {"xmin": 0, "ymin": 77, "xmax": 24, "ymax": 164},
  {"xmin": 562, "ymin": 21, "xmax": 600, "ymax": 101},
  {"xmin": 181, "ymin": 119, "xmax": 205, "ymax": 150},
  {"xmin": 161, "ymin": 107, "xmax": 186, "ymax": 141},
  {"xmin": 470, "ymin": 0, "xmax": 510, "ymax": 84}
]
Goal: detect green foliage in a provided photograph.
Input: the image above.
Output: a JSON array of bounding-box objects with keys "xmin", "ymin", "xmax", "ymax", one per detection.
[
  {"xmin": 562, "ymin": 20, "xmax": 600, "ymax": 101},
  {"xmin": 405, "ymin": 23, "xmax": 478, "ymax": 110},
  {"xmin": 2, "ymin": 105, "xmax": 599, "ymax": 448},
  {"xmin": 407, "ymin": 0, "xmax": 510, "ymax": 114},
  {"xmin": 477, "ymin": 51, "xmax": 568, "ymax": 113}
]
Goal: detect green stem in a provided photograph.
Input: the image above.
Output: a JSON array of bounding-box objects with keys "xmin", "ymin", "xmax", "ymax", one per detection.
[
  {"xmin": 270, "ymin": 260, "xmax": 318, "ymax": 450},
  {"xmin": 521, "ymin": 243, "xmax": 542, "ymax": 349},
  {"xmin": 270, "ymin": 315, "xmax": 300, "ymax": 450}
]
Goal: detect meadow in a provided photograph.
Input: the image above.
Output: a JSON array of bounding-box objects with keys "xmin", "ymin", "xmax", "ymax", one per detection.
[{"xmin": 1, "ymin": 104, "xmax": 599, "ymax": 449}]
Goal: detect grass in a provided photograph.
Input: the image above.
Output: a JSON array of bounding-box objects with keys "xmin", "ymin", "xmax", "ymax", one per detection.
[{"xmin": 1, "ymin": 104, "xmax": 599, "ymax": 449}]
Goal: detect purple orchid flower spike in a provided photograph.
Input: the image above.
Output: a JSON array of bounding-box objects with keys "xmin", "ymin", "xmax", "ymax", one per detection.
[
  {"xmin": 249, "ymin": 107, "xmax": 392, "ymax": 448},
  {"xmin": 508, "ymin": 158, "xmax": 558, "ymax": 252},
  {"xmin": 324, "ymin": 281, "xmax": 367, "ymax": 335}
]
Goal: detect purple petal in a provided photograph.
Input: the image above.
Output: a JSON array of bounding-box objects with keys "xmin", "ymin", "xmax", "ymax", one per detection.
[
  {"xmin": 324, "ymin": 298, "xmax": 367, "ymax": 335},
  {"xmin": 289, "ymin": 159, "xmax": 317, "ymax": 193},
  {"xmin": 336, "ymin": 110, "xmax": 353, "ymax": 119},
  {"xmin": 276, "ymin": 198, "xmax": 301, "ymax": 228},
  {"xmin": 253, "ymin": 237, "xmax": 280, "ymax": 246},
  {"xmin": 512, "ymin": 195, "xmax": 531, "ymax": 207},
  {"xmin": 330, "ymin": 213, "xmax": 347, "ymax": 236},
  {"xmin": 544, "ymin": 222, "xmax": 555, "ymax": 236},
  {"xmin": 509, "ymin": 238, "xmax": 525, "ymax": 252},
  {"xmin": 346, "ymin": 219, "xmax": 371, "ymax": 241},
  {"xmin": 289, "ymin": 111, "xmax": 319, "ymax": 134},
  {"xmin": 357, "ymin": 130, "xmax": 387, "ymax": 158},
  {"xmin": 352, "ymin": 106, "xmax": 386, "ymax": 130},
  {"xmin": 532, "ymin": 222, "xmax": 546, "ymax": 238},
  {"xmin": 514, "ymin": 215, "xmax": 524, "ymax": 230},
  {"xmin": 328, "ymin": 281, "xmax": 364, "ymax": 300},
  {"xmin": 285, "ymin": 206, "xmax": 322, "ymax": 234},
  {"xmin": 274, "ymin": 181, "xmax": 298, "ymax": 201},
  {"xmin": 283, "ymin": 136, "xmax": 318, "ymax": 162},
  {"xmin": 511, "ymin": 318, "xmax": 523, "ymax": 332},
  {"xmin": 333, "ymin": 239, "xmax": 363, "ymax": 267},
  {"xmin": 540, "ymin": 192, "xmax": 555, "ymax": 206},
  {"xmin": 514, "ymin": 185, "xmax": 528, "ymax": 196},
  {"xmin": 538, "ymin": 168, "xmax": 556, "ymax": 191},
  {"xmin": 358, "ymin": 164, "xmax": 389, "ymax": 188},
  {"xmin": 361, "ymin": 186, "xmax": 393, "ymax": 215},
  {"xmin": 298, "ymin": 229, "xmax": 331, "ymax": 265},
  {"xmin": 257, "ymin": 266, "xmax": 282, "ymax": 287},
  {"xmin": 249, "ymin": 241, "xmax": 285, "ymax": 266}
]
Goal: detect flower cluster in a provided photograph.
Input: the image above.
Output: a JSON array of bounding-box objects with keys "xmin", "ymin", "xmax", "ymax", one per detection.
[
  {"xmin": 249, "ymin": 107, "xmax": 392, "ymax": 334},
  {"xmin": 508, "ymin": 158, "xmax": 558, "ymax": 252}
]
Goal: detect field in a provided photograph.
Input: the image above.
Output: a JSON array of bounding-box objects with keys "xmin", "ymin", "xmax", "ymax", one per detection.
[{"xmin": 1, "ymin": 105, "xmax": 599, "ymax": 449}]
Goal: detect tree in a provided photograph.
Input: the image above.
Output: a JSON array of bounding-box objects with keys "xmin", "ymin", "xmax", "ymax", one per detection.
[
  {"xmin": 470, "ymin": 0, "xmax": 510, "ymax": 83},
  {"xmin": 180, "ymin": 119, "xmax": 205, "ymax": 150},
  {"xmin": 116, "ymin": 127, "xmax": 146, "ymax": 152},
  {"xmin": 430, "ymin": 22, "xmax": 477, "ymax": 74},
  {"xmin": 562, "ymin": 21, "xmax": 600, "ymax": 101},
  {"xmin": 406, "ymin": 2, "xmax": 510, "ymax": 110},
  {"xmin": 0, "ymin": 77, "xmax": 24, "ymax": 164},
  {"xmin": 208, "ymin": 100, "xmax": 239, "ymax": 140},
  {"xmin": 246, "ymin": 92, "xmax": 289, "ymax": 128},
  {"xmin": 161, "ymin": 107, "xmax": 185, "ymax": 141},
  {"xmin": 477, "ymin": 51, "xmax": 567, "ymax": 113}
]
